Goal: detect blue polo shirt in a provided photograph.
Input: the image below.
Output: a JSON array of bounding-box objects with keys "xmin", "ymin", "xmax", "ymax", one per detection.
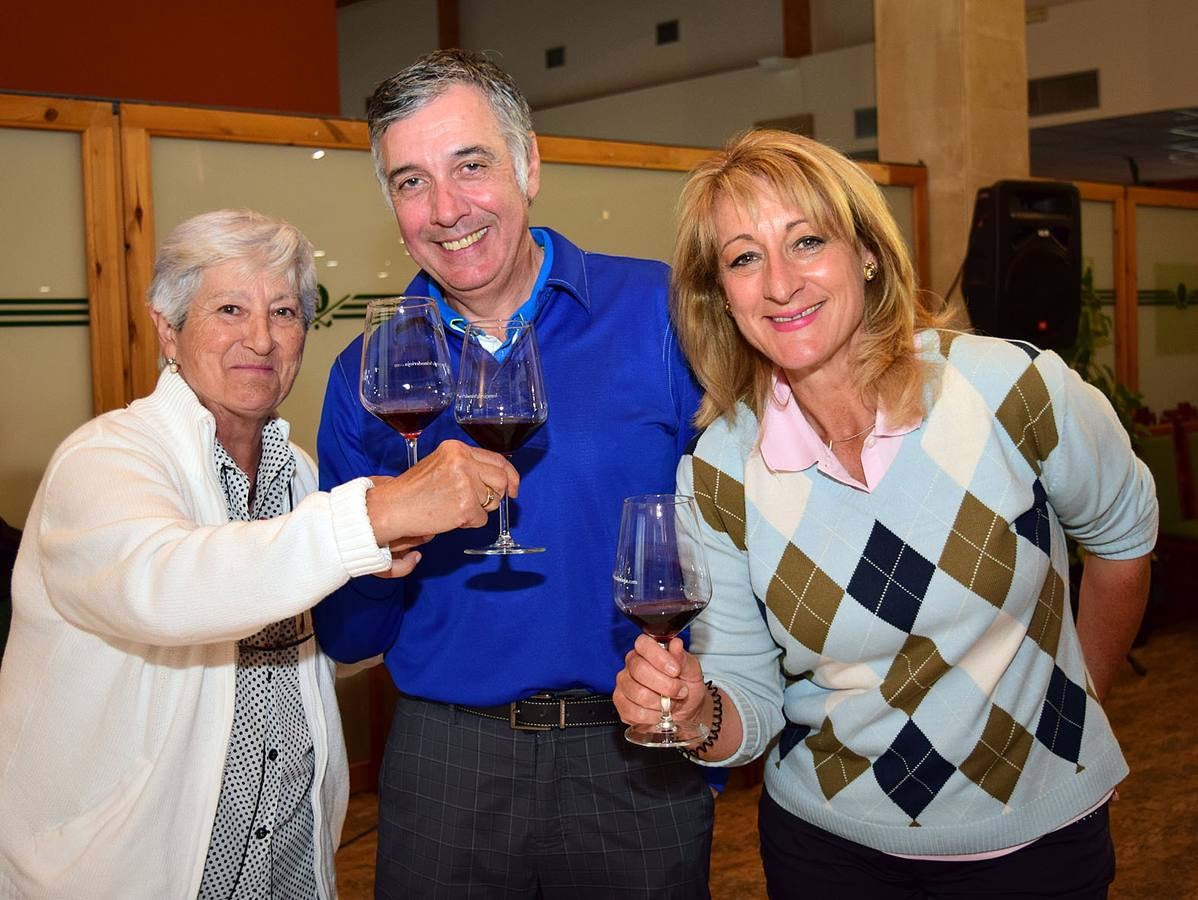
[{"xmin": 313, "ymin": 228, "xmax": 703, "ymax": 705}]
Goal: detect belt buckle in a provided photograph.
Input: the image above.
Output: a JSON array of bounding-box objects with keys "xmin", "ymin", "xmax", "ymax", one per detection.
[{"xmin": 509, "ymin": 695, "xmax": 565, "ymax": 731}]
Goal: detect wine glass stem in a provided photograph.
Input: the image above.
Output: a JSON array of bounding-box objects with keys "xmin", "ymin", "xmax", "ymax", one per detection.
[
  {"xmin": 656, "ymin": 640, "xmax": 678, "ymax": 733},
  {"xmin": 659, "ymin": 693, "xmax": 679, "ymax": 734},
  {"xmin": 405, "ymin": 436, "xmax": 419, "ymax": 469},
  {"xmin": 497, "ymin": 491, "xmax": 513, "ymax": 542}
]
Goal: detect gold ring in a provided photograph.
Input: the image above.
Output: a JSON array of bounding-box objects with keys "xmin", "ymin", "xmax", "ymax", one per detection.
[{"xmin": 481, "ymin": 486, "xmax": 496, "ymax": 508}]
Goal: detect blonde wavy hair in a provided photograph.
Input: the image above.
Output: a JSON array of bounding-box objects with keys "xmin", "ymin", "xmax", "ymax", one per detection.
[{"xmin": 672, "ymin": 129, "xmax": 950, "ymax": 428}]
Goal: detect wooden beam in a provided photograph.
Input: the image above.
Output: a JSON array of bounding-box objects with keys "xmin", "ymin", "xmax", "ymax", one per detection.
[
  {"xmin": 80, "ymin": 104, "xmax": 131, "ymax": 414},
  {"xmin": 0, "ymin": 95, "xmax": 109, "ymax": 131},
  {"xmin": 120, "ymin": 103, "xmax": 368, "ymax": 149},
  {"xmin": 781, "ymin": 0, "xmax": 812, "ymax": 59},
  {"xmin": 536, "ymin": 135, "xmax": 715, "ymax": 172},
  {"xmin": 119, "ymin": 124, "xmax": 160, "ymax": 401},
  {"xmin": 437, "ymin": 0, "xmax": 460, "ymax": 50},
  {"xmin": 1126, "ymin": 185, "xmax": 1198, "ymax": 211}
]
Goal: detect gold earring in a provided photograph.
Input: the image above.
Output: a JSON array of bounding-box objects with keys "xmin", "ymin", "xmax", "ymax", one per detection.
[
  {"xmin": 724, "ymin": 300, "xmax": 732, "ymax": 314},
  {"xmin": 166, "ymin": 357, "xmax": 179, "ymax": 374},
  {"xmin": 864, "ymin": 261, "xmax": 878, "ymax": 282}
]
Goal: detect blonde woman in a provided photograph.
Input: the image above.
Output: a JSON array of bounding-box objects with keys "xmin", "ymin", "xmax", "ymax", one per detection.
[{"xmin": 614, "ymin": 131, "xmax": 1156, "ymax": 899}]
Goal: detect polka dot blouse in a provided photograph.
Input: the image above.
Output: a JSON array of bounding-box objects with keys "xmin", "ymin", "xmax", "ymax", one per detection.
[{"xmin": 198, "ymin": 422, "xmax": 318, "ymax": 899}]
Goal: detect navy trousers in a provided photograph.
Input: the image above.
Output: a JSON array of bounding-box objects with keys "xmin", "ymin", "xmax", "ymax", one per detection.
[{"xmin": 759, "ymin": 789, "xmax": 1115, "ymax": 899}]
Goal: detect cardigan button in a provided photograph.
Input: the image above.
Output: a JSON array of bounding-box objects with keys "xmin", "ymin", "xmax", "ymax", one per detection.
[
  {"xmin": 255, "ymin": 827, "xmax": 269, "ymax": 840},
  {"xmin": 268, "ymin": 749, "xmax": 279, "ymax": 762}
]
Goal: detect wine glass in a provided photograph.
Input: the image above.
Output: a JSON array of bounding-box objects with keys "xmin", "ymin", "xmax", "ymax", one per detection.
[
  {"xmin": 613, "ymin": 494, "xmax": 712, "ymax": 748},
  {"xmin": 454, "ymin": 318, "xmax": 549, "ymax": 555},
  {"xmin": 359, "ymin": 297, "xmax": 454, "ymax": 469}
]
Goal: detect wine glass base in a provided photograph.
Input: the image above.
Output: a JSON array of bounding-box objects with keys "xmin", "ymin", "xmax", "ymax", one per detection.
[
  {"xmin": 623, "ymin": 722, "xmax": 709, "ymax": 750},
  {"xmin": 464, "ymin": 544, "xmax": 546, "ymax": 555}
]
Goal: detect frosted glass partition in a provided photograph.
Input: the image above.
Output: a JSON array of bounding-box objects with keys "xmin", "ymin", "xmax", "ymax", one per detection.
[
  {"xmin": 535, "ymin": 164, "xmax": 690, "ymax": 261},
  {"xmin": 538, "ymin": 166, "xmax": 919, "ymax": 265},
  {"xmin": 879, "ymin": 184, "xmax": 916, "ymax": 257},
  {"xmin": 150, "ymin": 138, "xmax": 408, "ymax": 459},
  {"xmin": 1135, "ymin": 205, "xmax": 1198, "ymax": 411},
  {"xmin": 0, "ymin": 128, "xmax": 92, "ymax": 527},
  {"xmin": 1080, "ymin": 198, "xmax": 1117, "ymax": 375}
]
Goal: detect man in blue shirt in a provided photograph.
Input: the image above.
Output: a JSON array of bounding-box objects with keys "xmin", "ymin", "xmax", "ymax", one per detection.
[{"xmin": 314, "ymin": 49, "xmax": 714, "ymax": 898}]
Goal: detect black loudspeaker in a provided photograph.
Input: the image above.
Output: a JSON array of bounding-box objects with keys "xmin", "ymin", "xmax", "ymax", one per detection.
[{"xmin": 962, "ymin": 180, "xmax": 1082, "ymax": 350}]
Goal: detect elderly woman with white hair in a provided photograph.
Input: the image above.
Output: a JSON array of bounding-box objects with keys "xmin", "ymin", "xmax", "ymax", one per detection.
[{"xmin": 0, "ymin": 209, "xmax": 517, "ymax": 899}]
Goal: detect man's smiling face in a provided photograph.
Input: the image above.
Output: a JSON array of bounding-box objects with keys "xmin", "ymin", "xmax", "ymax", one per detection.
[{"xmin": 379, "ymin": 83, "xmax": 542, "ymax": 315}]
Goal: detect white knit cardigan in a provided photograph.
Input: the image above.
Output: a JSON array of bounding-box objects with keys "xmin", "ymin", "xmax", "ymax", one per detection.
[{"xmin": 0, "ymin": 370, "xmax": 390, "ymax": 898}]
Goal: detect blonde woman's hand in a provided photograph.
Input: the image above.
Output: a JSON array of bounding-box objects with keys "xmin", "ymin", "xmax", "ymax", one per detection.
[{"xmin": 613, "ymin": 635, "xmax": 707, "ymax": 728}]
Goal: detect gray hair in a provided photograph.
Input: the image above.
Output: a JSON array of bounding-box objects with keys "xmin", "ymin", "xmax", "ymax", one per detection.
[
  {"xmin": 366, "ymin": 49, "xmax": 535, "ymax": 196},
  {"xmin": 148, "ymin": 209, "xmax": 318, "ymax": 330}
]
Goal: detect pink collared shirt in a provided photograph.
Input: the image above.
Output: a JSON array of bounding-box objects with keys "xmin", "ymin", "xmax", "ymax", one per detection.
[{"xmin": 758, "ymin": 373, "xmax": 919, "ymax": 492}]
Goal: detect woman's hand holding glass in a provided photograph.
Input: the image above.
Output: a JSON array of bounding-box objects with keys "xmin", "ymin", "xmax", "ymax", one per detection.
[
  {"xmin": 612, "ymin": 494, "xmax": 712, "ymax": 748},
  {"xmin": 614, "ymin": 634, "xmax": 711, "ymax": 744},
  {"xmin": 364, "ymin": 439, "xmax": 519, "ymax": 577}
]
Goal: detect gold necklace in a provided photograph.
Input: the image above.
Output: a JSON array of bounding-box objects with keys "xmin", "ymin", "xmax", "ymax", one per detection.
[{"xmin": 825, "ymin": 423, "xmax": 875, "ymax": 452}]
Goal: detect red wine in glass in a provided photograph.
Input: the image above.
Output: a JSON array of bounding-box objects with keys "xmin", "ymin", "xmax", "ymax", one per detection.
[
  {"xmin": 619, "ymin": 597, "xmax": 707, "ymax": 642},
  {"xmin": 378, "ymin": 408, "xmax": 446, "ymax": 441},
  {"xmin": 359, "ymin": 297, "xmax": 454, "ymax": 468},
  {"xmin": 613, "ymin": 494, "xmax": 712, "ymax": 749},
  {"xmin": 457, "ymin": 418, "xmax": 543, "ymax": 456},
  {"xmin": 454, "ymin": 319, "xmax": 549, "ymax": 555}
]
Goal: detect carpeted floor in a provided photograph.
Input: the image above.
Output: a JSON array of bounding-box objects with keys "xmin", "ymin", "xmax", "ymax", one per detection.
[{"xmin": 336, "ymin": 611, "xmax": 1198, "ymax": 898}]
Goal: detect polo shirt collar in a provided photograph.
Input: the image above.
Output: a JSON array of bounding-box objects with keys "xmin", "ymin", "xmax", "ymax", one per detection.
[
  {"xmin": 414, "ymin": 227, "xmax": 588, "ymax": 334},
  {"xmin": 758, "ymin": 371, "xmax": 921, "ymax": 473}
]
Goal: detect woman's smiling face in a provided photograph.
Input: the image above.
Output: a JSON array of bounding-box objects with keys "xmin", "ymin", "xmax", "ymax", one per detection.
[
  {"xmin": 714, "ymin": 182, "xmax": 874, "ymax": 385},
  {"xmin": 156, "ymin": 260, "xmax": 306, "ymax": 435}
]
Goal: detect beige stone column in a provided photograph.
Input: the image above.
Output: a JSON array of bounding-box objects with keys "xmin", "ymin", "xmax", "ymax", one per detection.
[{"xmin": 874, "ymin": 0, "xmax": 1029, "ymax": 308}]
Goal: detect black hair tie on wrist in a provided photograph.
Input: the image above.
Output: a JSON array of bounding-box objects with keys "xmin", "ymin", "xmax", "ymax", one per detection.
[{"xmin": 683, "ymin": 681, "xmax": 722, "ymax": 759}]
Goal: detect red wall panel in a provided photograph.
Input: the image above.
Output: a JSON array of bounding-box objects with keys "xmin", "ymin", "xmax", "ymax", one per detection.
[{"xmin": 4, "ymin": 0, "xmax": 340, "ymax": 115}]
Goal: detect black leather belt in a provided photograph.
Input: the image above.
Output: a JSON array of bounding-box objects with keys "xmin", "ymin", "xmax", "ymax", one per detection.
[{"xmin": 452, "ymin": 692, "xmax": 621, "ymax": 731}]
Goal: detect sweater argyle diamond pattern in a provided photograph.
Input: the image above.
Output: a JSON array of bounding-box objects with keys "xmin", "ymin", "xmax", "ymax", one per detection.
[
  {"xmin": 683, "ymin": 331, "xmax": 1157, "ymax": 853},
  {"xmin": 696, "ymin": 426, "xmax": 1086, "ymax": 825},
  {"xmin": 696, "ymin": 452, "xmax": 1078, "ymax": 823}
]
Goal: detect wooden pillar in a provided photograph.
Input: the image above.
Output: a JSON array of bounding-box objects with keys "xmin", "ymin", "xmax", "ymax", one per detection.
[
  {"xmin": 874, "ymin": 0, "xmax": 1029, "ymax": 307},
  {"xmin": 437, "ymin": 0, "xmax": 460, "ymax": 50},
  {"xmin": 781, "ymin": 0, "xmax": 812, "ymax": 59}
]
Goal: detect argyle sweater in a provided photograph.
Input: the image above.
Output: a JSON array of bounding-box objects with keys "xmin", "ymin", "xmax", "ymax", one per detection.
[{"xmin": 682, "ymin": 330, "xmax": 1157, "ymax": 856}]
